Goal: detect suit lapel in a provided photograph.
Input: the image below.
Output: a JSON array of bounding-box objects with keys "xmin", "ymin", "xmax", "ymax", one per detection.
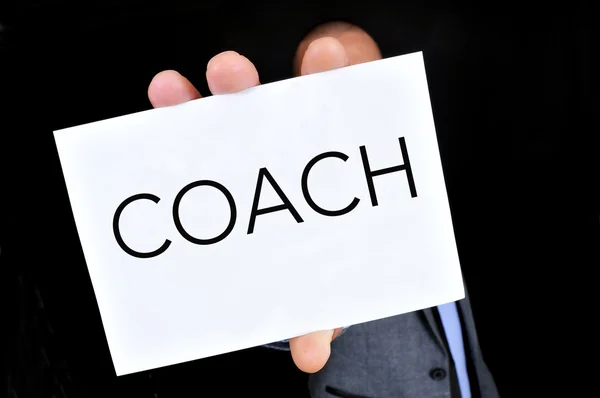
[
  {"xmin": 420, "ymin": 307, "xmax": 448, "ymax": 355},
  {"xmin": 456, "ymin": 285, "xmax": 482, "ymax": 362}
]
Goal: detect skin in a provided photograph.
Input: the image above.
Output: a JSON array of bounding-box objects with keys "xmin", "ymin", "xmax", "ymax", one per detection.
[{"xmin": 147, "ymin": 21, "xmax": 381, "ymax": 374}]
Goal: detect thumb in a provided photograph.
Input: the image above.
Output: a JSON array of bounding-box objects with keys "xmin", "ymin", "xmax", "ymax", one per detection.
[{"xmin": 289, "ymin": 329, "xmax": 335, "ymax": 373}]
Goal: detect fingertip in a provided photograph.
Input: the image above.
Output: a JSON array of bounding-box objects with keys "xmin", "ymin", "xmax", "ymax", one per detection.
[
  {"xmin": 300, "ymin": 37, "xmax": 350, "ymax": 76},
  {"xmin": 148, "ymin": 70, "xmax": 201, "ymax": 108},
  {"xmin": 331, "ymin": 327, "xmax": 344, "ymax": 341},
  {"xmin": 294, "ymin": 22, "xmax": 381, "ymax": 76},
  {"xmin": 289, "ymin": 330, "xmax": 334, "ymax": 373},
  {"xmin": 206, "ymin": 50, "xmax": 239, "ymax": 71},
  {"xmin": 206, "ymin": 51, "xmax": 260, "ymax": 95}
]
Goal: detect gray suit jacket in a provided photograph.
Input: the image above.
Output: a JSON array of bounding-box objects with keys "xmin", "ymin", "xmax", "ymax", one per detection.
[{"xmin": 308, "ymin": 293, "xmax": 499, "ymax": 398}]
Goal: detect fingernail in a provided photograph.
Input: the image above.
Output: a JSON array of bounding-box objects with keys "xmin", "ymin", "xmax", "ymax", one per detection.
[{"xmin": 331, "ymin": 328, "xmax": 343, "ymax": 341}]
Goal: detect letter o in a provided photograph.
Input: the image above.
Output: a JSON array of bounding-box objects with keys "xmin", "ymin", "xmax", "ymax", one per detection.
[{"xmin": 172, "ymin": 180, "xmax": 237, "ymax": 245}]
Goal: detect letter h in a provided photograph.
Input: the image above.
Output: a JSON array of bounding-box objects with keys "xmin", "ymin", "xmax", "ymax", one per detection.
[{"xmin": 359, "ymin": 137, "xmax": 417, "ymax": 206}]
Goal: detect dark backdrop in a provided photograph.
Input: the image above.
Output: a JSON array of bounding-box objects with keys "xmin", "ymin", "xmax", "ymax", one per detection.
[{"xmin": 2, "ymin": 1, "xmax": 598, "ymax": 397}]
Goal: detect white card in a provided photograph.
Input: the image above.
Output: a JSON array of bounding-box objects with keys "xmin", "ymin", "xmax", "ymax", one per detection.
[{"xmin": 54, "ymin": 51, "xmax": 464, "ymax": 376}]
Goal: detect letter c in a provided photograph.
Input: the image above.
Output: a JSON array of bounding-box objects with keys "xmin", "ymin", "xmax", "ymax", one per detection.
[
  {"xmin": 301, "ymin": 151, "xmax": 360, "ymax": 216},
  {"xmin": 113, "ymin": 193, "xmax": 172, "ymax": 258}
]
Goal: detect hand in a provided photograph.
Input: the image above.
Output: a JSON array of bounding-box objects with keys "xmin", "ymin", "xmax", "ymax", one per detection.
[{"xmin": 147, "ymin": 21, "xmax": 381, "ymax": 373}]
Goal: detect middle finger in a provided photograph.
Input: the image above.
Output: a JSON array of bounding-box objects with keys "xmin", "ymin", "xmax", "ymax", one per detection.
[{"xmin": 206, "ymin": 51, "xmax": 260, "ymax": 95}]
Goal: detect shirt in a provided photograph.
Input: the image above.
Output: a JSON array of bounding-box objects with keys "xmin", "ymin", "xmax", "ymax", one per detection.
[{"xmin": 438, "ymin": 301, "xmax": 471, "ymax": 398}]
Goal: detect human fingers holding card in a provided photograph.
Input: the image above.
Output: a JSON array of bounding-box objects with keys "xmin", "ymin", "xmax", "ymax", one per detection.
[
  {"xmin": 146, "ymin": 21, "xmax": 381, "ymax": 374},
  {"xmin": 147, "ymin": 50, "xmax": 260, "ymax": 107}
]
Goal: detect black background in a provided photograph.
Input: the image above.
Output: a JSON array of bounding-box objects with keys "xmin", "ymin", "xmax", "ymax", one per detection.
[{"xmin": 2, "ymin": 1, "xmax": 598, "ymax": 397}]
